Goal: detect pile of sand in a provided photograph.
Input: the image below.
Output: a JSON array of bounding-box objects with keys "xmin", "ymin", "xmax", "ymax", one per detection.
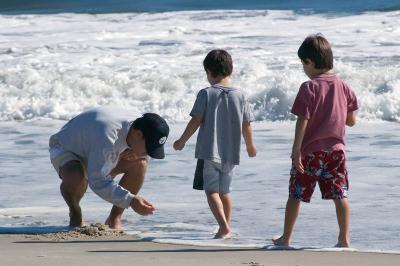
[{"xmin": 25, "ymin": 223, "xmax": 127, "ymax": 241}]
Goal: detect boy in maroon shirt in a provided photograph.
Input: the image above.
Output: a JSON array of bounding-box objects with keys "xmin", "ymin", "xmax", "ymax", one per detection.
[{"xmin": 273, "ymin": 34, "xmax": 358, "ymax": 248}]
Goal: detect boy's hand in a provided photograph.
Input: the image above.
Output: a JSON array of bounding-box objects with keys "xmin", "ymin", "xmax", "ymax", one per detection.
[
  {"xmin": 292, "ymin": 149, "xmax": 304, "ymax": 174},
  {"xmin": 247, "ymin": 144, "xmax": 257, "ymax": 157},
  {"xmin": 173, "ymin": 139, "xmax": 185, "ymax": 150}
]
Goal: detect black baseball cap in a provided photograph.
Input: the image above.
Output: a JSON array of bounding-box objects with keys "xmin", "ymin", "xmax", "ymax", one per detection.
[{"xmin": 133, "ymin": 113, "xmax": 169, "ymax": 159}]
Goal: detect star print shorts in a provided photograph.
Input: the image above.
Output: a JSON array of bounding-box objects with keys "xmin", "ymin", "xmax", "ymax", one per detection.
[{"xmin": 289, "ymin": 150, "xmax": 349, "ymax": 203}]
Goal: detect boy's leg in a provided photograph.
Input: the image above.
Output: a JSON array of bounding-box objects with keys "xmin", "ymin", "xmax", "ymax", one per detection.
[
  {"xmin": 206, "ymin": 191, "xmax": 231, "ymax": 238},
  {"xmin": 274, "ymin": 154, "xmax": 315, "ymax": 246},
  {"xmin": 59, "ymin": 160, "xmax": 87, "ymax": 227},
  {"xmin": 203, "ymin": 160, "xmax": 231, "ymax": 238},
  {"xmin": 219, "ymin": 163, "xmax": 234, "ymax": 226},
  {"xmin": 219, "ymin": 192, "xmax": 232, "ymax": 225},
  {"xmin": 333, "ymin": 198, "xmax": 350, "ymax": 247},
  {"xmin": 319, "ymin": 150, "xmax": 350, "ymax": 247},
  {"xmin": 272, "ymin": 197, "xmax": 301, "ymax": 246},
  {"xmin": 106, "ymin": 158, "xmax": 147, "ymax": 230}
]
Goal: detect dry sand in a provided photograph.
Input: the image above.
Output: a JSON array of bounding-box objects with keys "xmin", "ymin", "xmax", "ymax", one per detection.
[{"xmin": 0, "ymin": 225, "xmax": 399, "ymax": 266}]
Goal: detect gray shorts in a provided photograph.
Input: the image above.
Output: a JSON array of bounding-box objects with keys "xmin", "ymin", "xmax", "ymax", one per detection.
[
  {"xmin": 202, "ymin": 160, "xmax": 235, "ymax": 194},
  {"xmin": 49, "ymin": 146, "xmax": 86, "ymax": 179}
]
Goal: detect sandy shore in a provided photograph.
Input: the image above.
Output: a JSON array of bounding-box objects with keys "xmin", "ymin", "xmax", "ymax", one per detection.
[{"xmin": 1, "ymin": 229, "xmax": 399, "ymax": 266}]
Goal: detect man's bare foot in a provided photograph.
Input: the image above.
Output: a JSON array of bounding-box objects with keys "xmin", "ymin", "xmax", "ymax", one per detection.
[
  {"xmin": 69, "ymin": 208, "xmax": 83, "ymax": 227},
  {"xmin": 214, "ymin": 227, "xmax": 231, "ymax": 239},
  {"xmin": 272, "ymin": 235, "xmax": 290, "ymax": 246},
  {"xmin": 105, "ymin": 216, "xmax": 124, "ymax": 230}
]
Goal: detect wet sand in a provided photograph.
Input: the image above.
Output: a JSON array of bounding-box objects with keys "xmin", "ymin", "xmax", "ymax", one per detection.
[{"xmin": 0, "ymin": 229, "xmax": 399, "ymax": 266}]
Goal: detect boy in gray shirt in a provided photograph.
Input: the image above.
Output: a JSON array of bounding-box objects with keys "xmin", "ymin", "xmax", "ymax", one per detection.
[{"xmin": 174, "ymin": 50, "xmax": 257, "ymax": 239}]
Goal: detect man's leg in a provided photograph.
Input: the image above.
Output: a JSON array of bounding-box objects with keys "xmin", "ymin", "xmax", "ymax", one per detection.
[
  {"xmin": 59, "ymin": 160, "xmax": 87, "ymax": 227},
  {"xmin": 272, "ymin": 197, "xmax": 301, "ymax": 246},
  {"xmin": 206, "ymin": 191, "xmax": 231, "ymax": 239},
  {"xmin": 334, "ymin": 198, "xmax": 350, "ymax": 247},
  {"xmin": 106, "ymin": 158, "xmax": 147, "ymax": 229}
]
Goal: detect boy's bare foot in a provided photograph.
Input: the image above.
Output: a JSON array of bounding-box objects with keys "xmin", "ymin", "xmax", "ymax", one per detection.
[
  {"xmin": 272, "ymin": 235, "xmax": 291, "ymax": 246},
  {"xmin": 69, "ymin": 208, "xmax": 83, "ymax": 227},
  {"xmin": 334, "ymin": 241, "xmax": 350, "ymax": 248},
  {"xmin": 105, "ymin": 216, "xmax": 124, "ymax": 230},
  {"xmin": 214, "ymin": 227, "xmax": 231, "ymax": 239}
]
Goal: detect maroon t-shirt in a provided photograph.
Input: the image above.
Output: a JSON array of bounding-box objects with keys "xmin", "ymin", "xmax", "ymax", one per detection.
[{"xmin": 291, "ymin": 74, "xmax": 358, "ymax": 155}]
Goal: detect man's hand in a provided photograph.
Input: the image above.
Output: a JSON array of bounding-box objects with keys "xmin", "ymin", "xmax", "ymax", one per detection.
[
  {"xmin": 130, "ymin": 195, "xmax": 155, "ymax": 216},
  {"xmin": 109, "ymin": 149, "xmax": 143, "ymax": 178},
  {"xmin": 173, "ymin": 139, "xmax": 186, "ymax": 151},
  {"xmin": 246, "ymin": 144, "xmax": 257, "ymax": 157},
  {"xmin": 292, "ymin": 148, "xmax": 304, "ymax": 174}
]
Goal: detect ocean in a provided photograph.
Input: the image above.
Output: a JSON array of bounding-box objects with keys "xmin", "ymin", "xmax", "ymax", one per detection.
[
  {"xmin": 1, "ymin": 0, "xmax": 400, "ymax": 14},
  {"xmin": 0, "ymin": 1, "xmax": 399, "ymax": 252}
]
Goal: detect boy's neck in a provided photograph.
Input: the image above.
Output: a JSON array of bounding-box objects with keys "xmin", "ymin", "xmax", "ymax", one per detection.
[
  {"xmin": 210, "ymin": 76, "xmax": 230, "ymax": 87},
  {"xmin": 309, "ymin": 69, "xmax": 333, "ymax": 79}
]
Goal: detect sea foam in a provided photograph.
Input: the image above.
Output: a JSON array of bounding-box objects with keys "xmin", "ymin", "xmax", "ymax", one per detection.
[{"xmin": 0, "ymin": 10, "xmax": 399, "ymax": 121}]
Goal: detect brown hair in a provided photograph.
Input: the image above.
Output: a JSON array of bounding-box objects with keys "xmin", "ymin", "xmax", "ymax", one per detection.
[
  {"xmin": 203, "ymin": 49, "xmax": 233, "ymax": 78},
  {"xmin": 298, "ymin": 34, "xmax": 333, "ymax": 70}
]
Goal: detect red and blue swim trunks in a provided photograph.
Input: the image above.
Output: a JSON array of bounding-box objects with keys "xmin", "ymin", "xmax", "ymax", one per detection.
[{"xmin": 289, "ymin": 150, "xmax": 348, "ymax": 203}]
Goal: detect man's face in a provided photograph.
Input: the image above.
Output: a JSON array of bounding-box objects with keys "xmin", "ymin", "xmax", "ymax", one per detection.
[{"xmin": 129, "ymin": 129, "xmax": 147, "ymax": 156}]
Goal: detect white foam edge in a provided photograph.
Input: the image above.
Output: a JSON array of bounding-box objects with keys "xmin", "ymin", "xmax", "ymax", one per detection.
[
  {"xmin": 0, "ymin": 206, "xmax": 100, "ymax": 216},
  {"xmin": 151, "ymin": 238, "xmax": 264, "ymax": 248},
  {"xmin": 126, "ymin": 233, "xmax": 400, "ymax": 254}
]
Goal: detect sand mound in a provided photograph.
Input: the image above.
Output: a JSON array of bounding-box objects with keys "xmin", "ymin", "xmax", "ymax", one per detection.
[{"xmin": 25, "ymin": 223, "xmax": 127, "ymax": 241}]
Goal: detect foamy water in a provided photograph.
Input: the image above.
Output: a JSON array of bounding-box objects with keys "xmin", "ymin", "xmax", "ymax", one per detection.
[
  {"xmin": 0, "ymin": 10, "xmax": 399, "ymax": 121},
  {"xmin": 0, "ymin": 121, "xmax": 399, "ymax": 252}
]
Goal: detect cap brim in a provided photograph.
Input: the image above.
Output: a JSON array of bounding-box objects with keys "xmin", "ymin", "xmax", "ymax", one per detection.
[{"xmin": 147, "ymin": 144, "xmax": 165, "ymax": 159}]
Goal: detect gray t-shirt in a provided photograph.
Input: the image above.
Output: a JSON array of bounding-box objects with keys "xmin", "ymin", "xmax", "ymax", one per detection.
[{"xmin": 190, "ymin": 85, "xmax": 254, "ymax": 165}]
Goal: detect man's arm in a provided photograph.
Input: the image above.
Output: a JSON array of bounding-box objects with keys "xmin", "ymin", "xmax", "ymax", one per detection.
[
  {"xmin": 173, "ymin": 116, "xmax": 202, "ymax": 150},
  {"xmin": 124, "ymin": 158, "xmax": 154, "ymax": 216},
  {"xmin": 108, "ymin": 156, "xmax": 155, "ymax": 216},
  {"xmin": 292, "ymin": 115, "xmax": 308, "ymax": 174},
  {"xmin": 346, "ymin": 111, "xmax": 356, "ymax": 127},
  {"xmin": 87, "ymin": 145, "xmax": 138, "ymax": 209},
  {"xmin": 242, "ymin": 121, "xmax": 256, "ymax": 157}
]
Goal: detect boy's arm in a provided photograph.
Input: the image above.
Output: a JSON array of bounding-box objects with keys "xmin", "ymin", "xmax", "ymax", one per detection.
[
  {"xmin": 173, "ymin": 116, "xmax": 202, "ymax": 150},
  {"xmin": 292, "ymin": 115, "xmax": 308, "ymax": 174},
  {"xmin": 242, "ymin": 121, "xmax": 256, "ymax": 157},
  {"xmin": 346, "ymin": 111, "xmax": 356, "ymax": 127}
]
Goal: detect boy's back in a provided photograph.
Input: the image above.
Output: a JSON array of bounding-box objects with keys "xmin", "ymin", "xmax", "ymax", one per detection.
[
  {"xmin": 190, "ymin": 84, "xmax": 253, "ymax": 165},
  {"xmin": 173, "ymin": 49, "xmax": 256, "ymax": 239},
  {"xmin": 273, "ymin": 34, "xmax": 357, "ymax": 248},
  {"xmin": 292, "ymin": 74, "xmax": 358, "ymax": 155}
]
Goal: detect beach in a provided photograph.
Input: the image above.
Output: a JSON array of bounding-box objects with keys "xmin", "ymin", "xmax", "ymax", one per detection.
[
  {"xmin": 1, "ymin": 1, "xmax": 400, "ymax": 265},
  {"xmin": 1, "ymin": 232, "xmax": 400, "ymax": 266}
]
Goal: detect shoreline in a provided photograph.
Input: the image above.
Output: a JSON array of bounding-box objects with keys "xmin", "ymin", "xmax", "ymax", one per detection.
[{"xmin": 1, "ymin": 233, "xmax": 400, "ymax": 266}]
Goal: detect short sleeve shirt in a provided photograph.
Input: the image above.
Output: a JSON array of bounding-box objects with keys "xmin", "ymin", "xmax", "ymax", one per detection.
[
  {"xmin": 291, "ymin": 74, "xmax": 358, "ymax": 155},
  {"xmin": 190, "ymin": 85, "xmax": 254, "ymax": 165}
]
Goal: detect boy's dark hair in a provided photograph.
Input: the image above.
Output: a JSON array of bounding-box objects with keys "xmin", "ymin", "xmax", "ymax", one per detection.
[
  {"xmin": 298, "ymin": 34, "xmax": 333, "ymax": 70},
  {"xmin": 203, "ymin": 49, "xmax": 233, "ymax": 78}
]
